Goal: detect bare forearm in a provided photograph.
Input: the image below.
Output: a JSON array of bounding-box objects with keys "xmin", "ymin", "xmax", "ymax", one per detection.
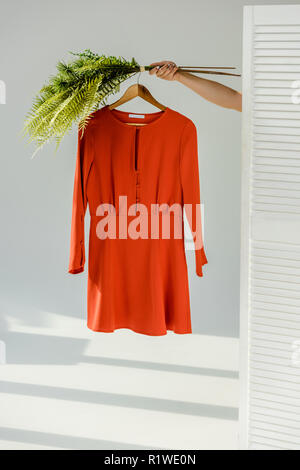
[
  {"xmin": 149, "ymin": 61, "xmax": 242, "ymax": 112},
  {"xmin": 175, "ymin": 70, "xmax": 242, "ymax": 111}
]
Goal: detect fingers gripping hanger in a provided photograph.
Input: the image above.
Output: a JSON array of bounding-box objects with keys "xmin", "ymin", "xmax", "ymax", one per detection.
[{"xmin": 108, "ymin": 66, "xmax": 167, "ymax": 126}]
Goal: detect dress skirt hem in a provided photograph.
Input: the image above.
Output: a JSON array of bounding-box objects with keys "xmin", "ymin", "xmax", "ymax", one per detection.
[{"xmin": 87, "ymin": 323, "xmax": 192, "ymax": 336}]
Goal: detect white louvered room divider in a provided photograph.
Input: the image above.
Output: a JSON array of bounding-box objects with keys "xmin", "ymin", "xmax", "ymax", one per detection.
[{"xmin": 239, "ymin": 5, "xmax": 300, "ymax": 450}]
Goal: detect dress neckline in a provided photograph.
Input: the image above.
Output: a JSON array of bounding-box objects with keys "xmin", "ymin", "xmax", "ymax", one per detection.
[{"xmin": 105, "ymin": 105, "xmax": 170, "ymax": 130}]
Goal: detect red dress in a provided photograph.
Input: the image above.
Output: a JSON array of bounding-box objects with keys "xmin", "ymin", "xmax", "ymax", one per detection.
[{"xmin": 69, "ymin": 105, "xmax": 207, "ymax": 335}]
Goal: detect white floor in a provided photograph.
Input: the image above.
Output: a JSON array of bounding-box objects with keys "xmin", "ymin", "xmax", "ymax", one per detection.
[{"xmin": 0, "ymin": 312, "xmax": 239, "ymax": 450}]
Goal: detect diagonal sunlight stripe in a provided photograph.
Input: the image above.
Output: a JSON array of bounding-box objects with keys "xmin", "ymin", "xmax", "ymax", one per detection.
[{"xmin": 0, "ymin": 381, "xmax": 238, "ymax": 421}]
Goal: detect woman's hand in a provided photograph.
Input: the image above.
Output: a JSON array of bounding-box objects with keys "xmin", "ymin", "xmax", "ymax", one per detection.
[{"xmin": 148, "ymin": 61, "xmax": 179, "ymax": 81}]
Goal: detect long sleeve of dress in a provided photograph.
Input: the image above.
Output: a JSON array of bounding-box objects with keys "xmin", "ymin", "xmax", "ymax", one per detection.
[
  {"xmin": 68, "ymin": 127, "xmax": 94, "ymax": 274},
  {"xmin": 180, "ymin": 120, "xmax": 208, "ymax": 277}
]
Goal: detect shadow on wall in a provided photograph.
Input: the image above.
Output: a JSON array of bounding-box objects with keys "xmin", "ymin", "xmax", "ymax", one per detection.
[
  {"xmin": 0, "ymin": 300, "xmax": 89, "ymax": 366},
  {"xmin": 0, "ymin": 426, "xmax": 156, "ymax": 450},
  {"xmin": 0, "ymin": 331, "xmax": 88, "ymax": 365},
  {"xmin": 0, "ymin": 298, "xmax": 239, "ymax": 378}
]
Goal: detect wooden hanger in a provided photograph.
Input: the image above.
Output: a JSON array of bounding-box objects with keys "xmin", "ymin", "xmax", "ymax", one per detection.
[{"xmin": 108, "ymin": 83, "xmax": 167, "ymax": 126}]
